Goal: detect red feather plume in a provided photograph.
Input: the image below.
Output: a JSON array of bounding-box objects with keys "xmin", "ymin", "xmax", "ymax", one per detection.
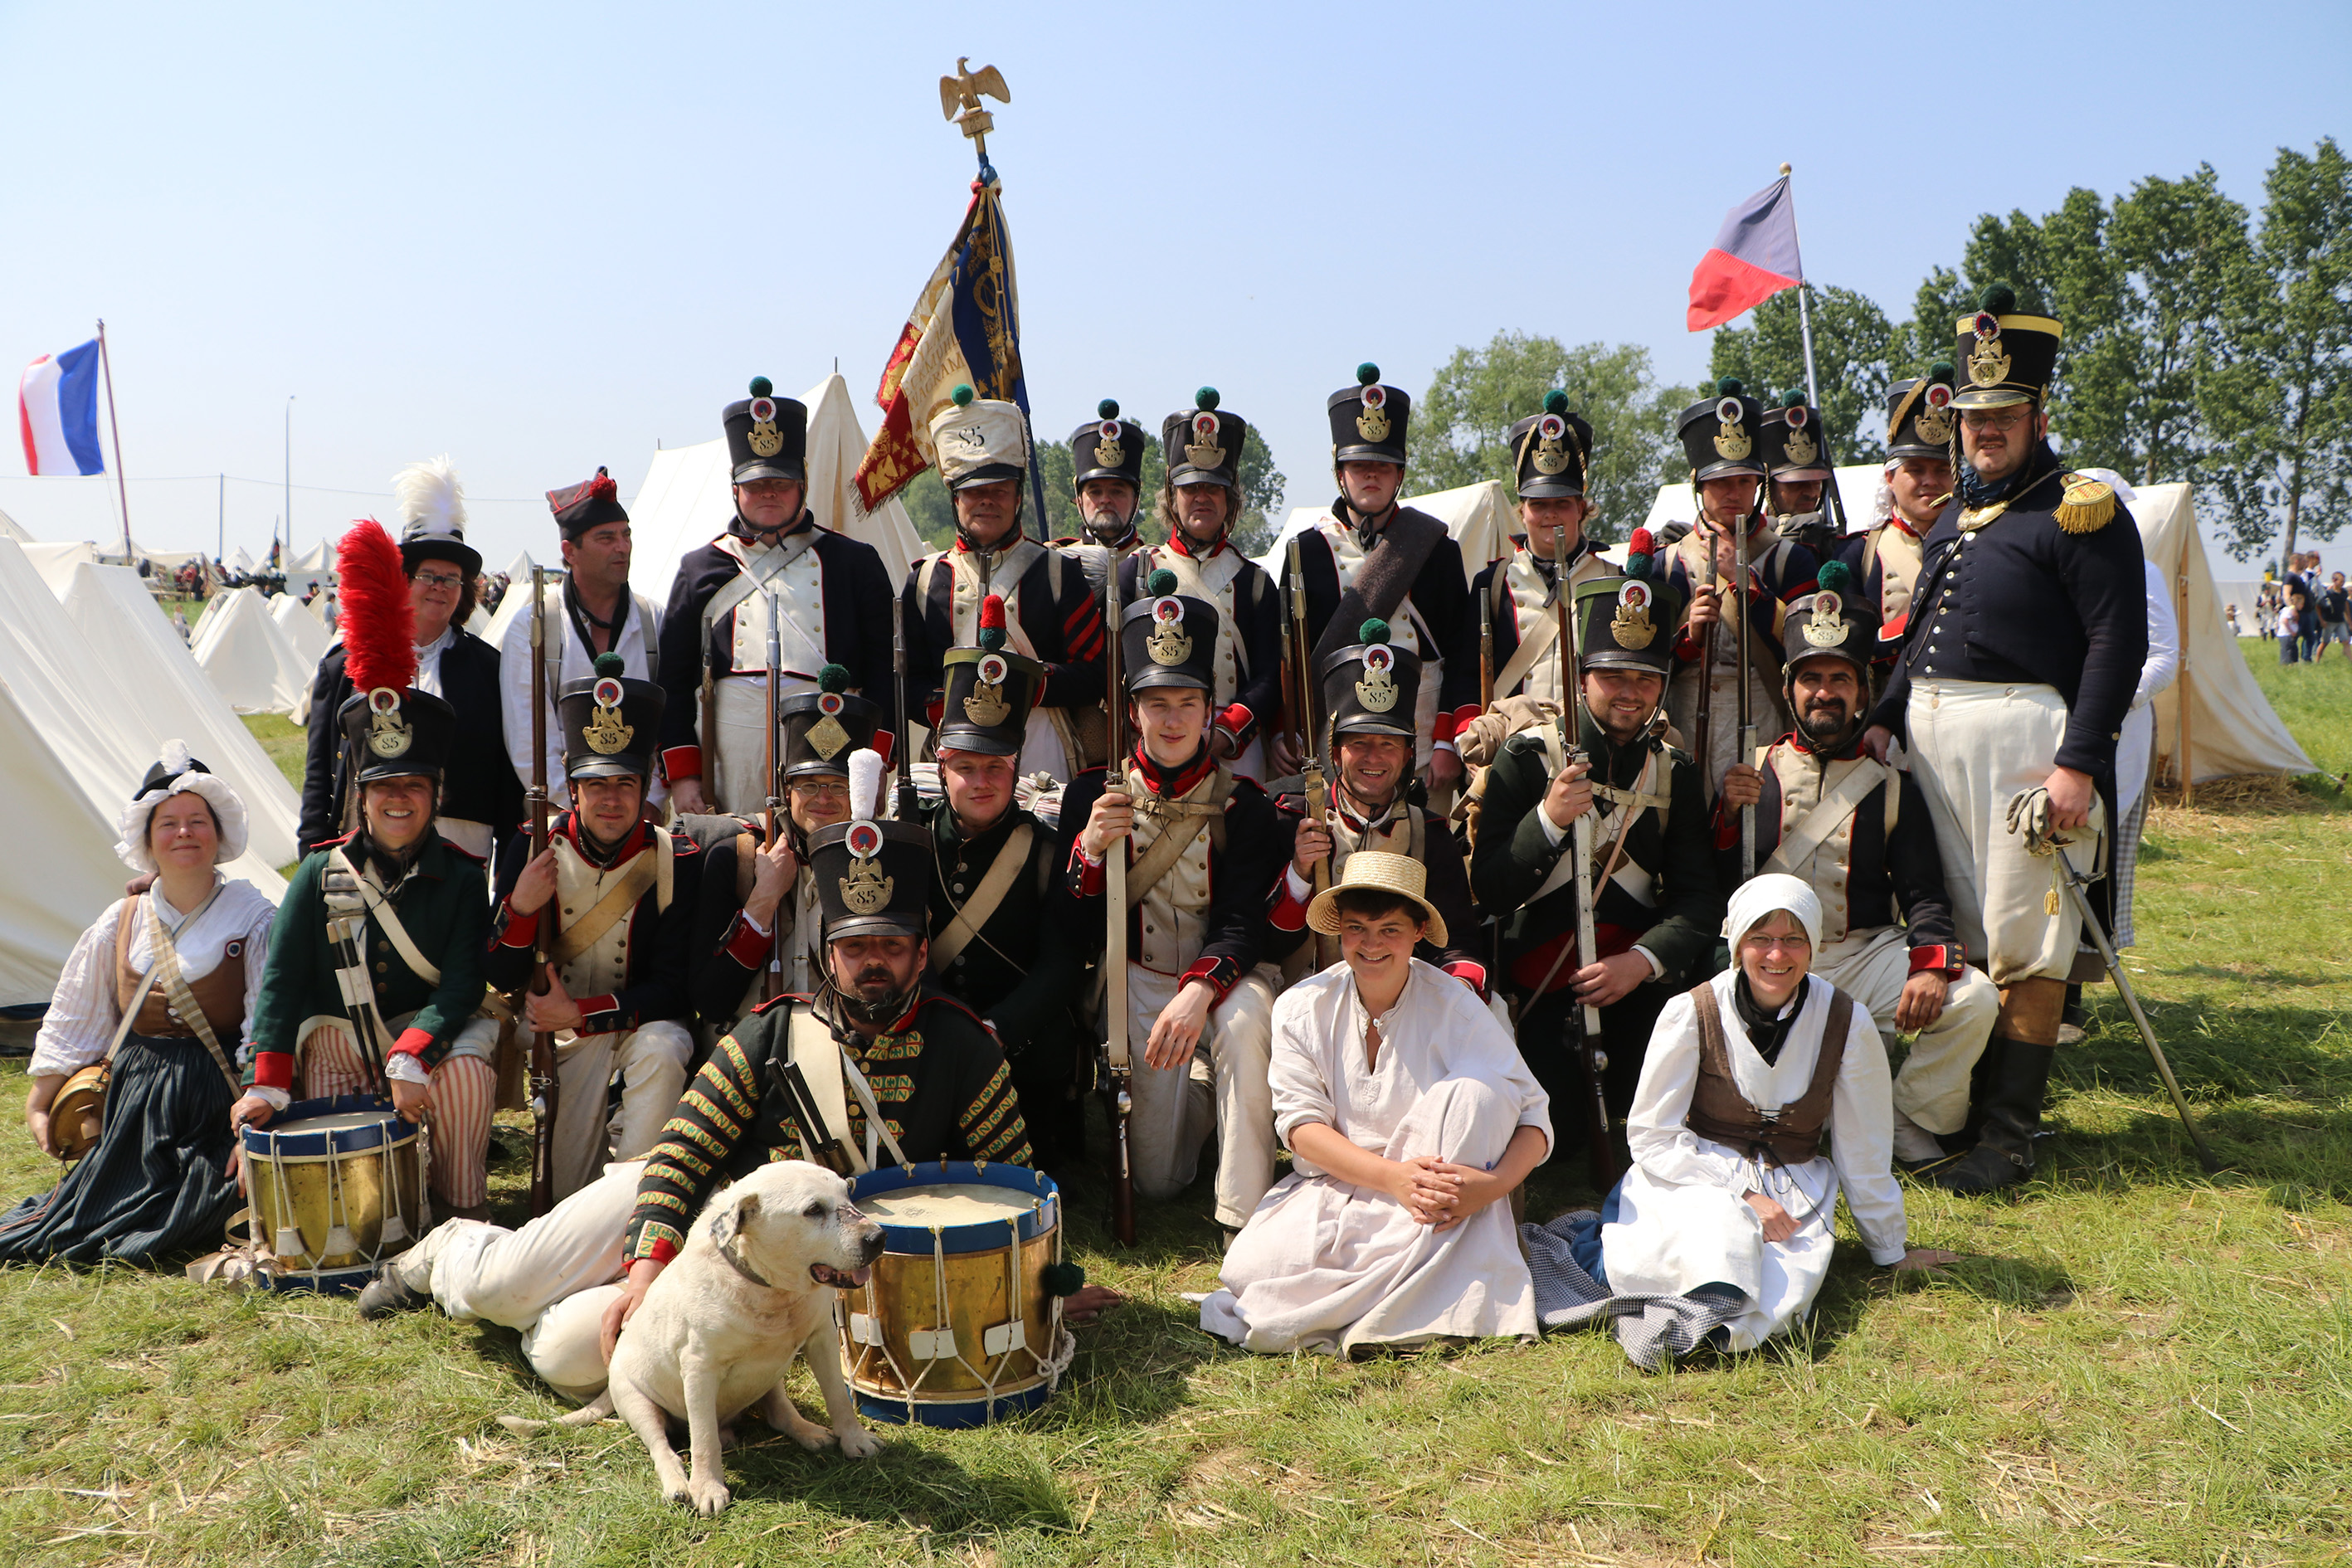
[{"xmin": 336, "ymin": 519, "xmax": 416, "ymax": 694}]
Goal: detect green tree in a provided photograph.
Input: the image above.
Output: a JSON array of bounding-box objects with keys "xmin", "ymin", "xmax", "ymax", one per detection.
[
  {"xmin": 1707, "ymin": 283, "xmax": 1897, "ymax": 462},
  {"xmin": 2203, "ymin": 138, "xmax": 2352, "ymax": 562},
  {"xmin": 1409, "ymin": 332, "xmax": 1681, "ymax": 544},
  {"xmin": 2109, "ymin": 165, "xmax": 2257, "ymax": 487}
]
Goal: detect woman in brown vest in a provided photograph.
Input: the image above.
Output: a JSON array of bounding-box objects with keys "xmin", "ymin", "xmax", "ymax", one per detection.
[
  {"xmin": 2, "ymin": 744, "xmax": 275, "ymax": 1264},
  {"xmin": 1584, "ymin": 874, "xmax": 1951, "ymax": 1361}
]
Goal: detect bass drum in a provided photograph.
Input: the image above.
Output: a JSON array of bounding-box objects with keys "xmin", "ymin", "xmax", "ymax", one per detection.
[{"xmin": 241, "ymin": 1095, "xmax": 425, "ymax": 1293}]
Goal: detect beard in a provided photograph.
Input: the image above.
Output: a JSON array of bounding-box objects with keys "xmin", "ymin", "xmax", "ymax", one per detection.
[
  {"xmin": 1799, "ymin": 699, "xmax": 1853, "ymax": 746},
  {"xmin": 830, "ymin": 963, "xmax": 919, "ymax": 1026}
]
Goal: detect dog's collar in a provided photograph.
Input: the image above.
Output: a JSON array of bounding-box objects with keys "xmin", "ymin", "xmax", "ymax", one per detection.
[{"xmin": 718, "ymin": 1235, "xmax": 774, "ymax": 1290}]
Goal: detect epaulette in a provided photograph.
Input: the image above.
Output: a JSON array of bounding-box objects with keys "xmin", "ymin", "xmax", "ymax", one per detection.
[{"xmin": 2054, "ymin": 472, "xmax": 2118, "ymax": 535}]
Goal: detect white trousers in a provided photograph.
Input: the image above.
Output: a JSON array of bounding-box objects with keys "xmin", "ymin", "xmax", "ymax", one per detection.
[
  {"xmin": 1812, "ymin": 928, "xmax": 2000, "ymax": 1136},
  {"xmin": 546, "ymin": 1020, "xmax": 694, "ymax": 1204},
  {"xmin": 712, "ymin": 675, "xmax": 815, "ymax": 818},
  {"xmin": 1124, "ymin": 962, "xmax": 1278, "ymax": 1229},
  {"xmin": 1905, "ymin": 680, "xmax": 2101, "ymax": 986},
  {"xmin": 392, "ymin": 1161, "xmax": 646, "ymax": 1401}
]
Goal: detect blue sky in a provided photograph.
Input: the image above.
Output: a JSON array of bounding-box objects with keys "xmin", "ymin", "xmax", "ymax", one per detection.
[{"xmin": 2, "ymin": 1, "xmax": 2345, "ymax": 574}]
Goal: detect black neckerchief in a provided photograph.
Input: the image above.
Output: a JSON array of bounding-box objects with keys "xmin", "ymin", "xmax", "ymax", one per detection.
[
  {"xmin": 1333, "ymin": 494, "xmax": 1399, "ymax": 548},
  {"xmin": 349, "ymin": 826, "xmax": 428, "ymax": 887},
  {"xmin": 1576, "ymin": 703, "xmax": 1665, "ymax": 788},
  {"xmin": 1334, "ymin": 778, "xmax": 1405, "ymax": 835},
  {"xmin": 1955, "ymin": 440, "xmax": 2057, "ymax": 510},
  {"xmin": 1136, "ymin": 741, "xmax": 1215, "ymax": 798},
  {"xmin": 1734, "ymin": 971, "xmax": 1809, "ymax": 1066},
  {"xmin": 563, "ymin": 573, "xmax": 630, "ymax": 655}
]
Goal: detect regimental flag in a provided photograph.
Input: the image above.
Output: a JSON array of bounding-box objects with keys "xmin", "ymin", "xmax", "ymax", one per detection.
[
  {"xmin": 854, "ymin": 178, "xmax": 1035, "ymax": 511},
  {"xmin": 1687, "ymin": 177, "xmax": 1805, "ymax": 333},
  {"xmin": 18, "ymin": 339, "xmax": 105, "ymax": 475}
]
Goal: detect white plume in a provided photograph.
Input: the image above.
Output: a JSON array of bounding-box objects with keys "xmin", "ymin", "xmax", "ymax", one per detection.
[
  {"xmin": 158, "ymin": 738, "xmax": 192, "ymax": 777},
  {"xmin": 848, "ymin": 748, "xmax": 884, "ymax": 821},
  {"xmin": 391, "ymin": 455, "xmax": 467, "ymax": 537}
]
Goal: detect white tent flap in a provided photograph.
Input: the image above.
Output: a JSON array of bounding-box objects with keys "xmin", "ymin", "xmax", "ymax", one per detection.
[{"xmin": 191, "ymin": 584, "xmax": 316, "ymax": 715}]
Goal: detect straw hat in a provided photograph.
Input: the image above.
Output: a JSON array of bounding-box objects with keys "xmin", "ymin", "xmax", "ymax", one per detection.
[{"xmin": 1303, "ymin": 850, "xmax": 1448, "ymax": 947}]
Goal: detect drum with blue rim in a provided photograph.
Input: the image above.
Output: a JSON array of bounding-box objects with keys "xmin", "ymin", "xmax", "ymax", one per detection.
[{"xmin": 241, "ymin": 1094, "xmax": 424, "ymax": 1293}]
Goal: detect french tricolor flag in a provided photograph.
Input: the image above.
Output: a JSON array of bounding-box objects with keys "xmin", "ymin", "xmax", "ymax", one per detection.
[
  {"xmin": 1687, "ymin": 176, "xmax": 1805, "ymax": 332},
  {"xmin": 19, "ymin": 339, "xmax": 105, "ymax": 476}
]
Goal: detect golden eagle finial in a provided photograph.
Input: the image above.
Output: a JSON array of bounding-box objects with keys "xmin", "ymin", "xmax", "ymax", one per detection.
[{"xmin": 938, "ymin": 57, "xmax": 1011, "ymax": 159}]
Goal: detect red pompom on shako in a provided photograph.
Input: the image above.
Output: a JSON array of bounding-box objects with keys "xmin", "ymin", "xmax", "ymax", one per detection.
[
  {"xmin": 1628, "ymin": 526, "xmax": 1655, "ymax": 558},
  {"xmin": 335, "ymin": 519, "xmax": 416, "ymax": 694},
  {"xmin": 978, "ymin": 593, "xmax": 1006, "ymax": 631}
]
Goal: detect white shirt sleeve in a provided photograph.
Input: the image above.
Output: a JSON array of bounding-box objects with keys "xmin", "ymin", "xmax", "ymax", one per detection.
[
  {"xmin": 500, "ymin": 592, "xmax": 572, "ymax": 811},
  {"xmin": 2134, "ymin": 559, "xmax": 2181, "ymax": 710},
  {"xmin": 1828, "ymin": 1001, "xmax": 1909, "ymax": 1266},
  {"xmin": 1621, "ymin": 991, "xmax": 1751, "ymax": 1192},
  {"xmin": 1269, "ymin": 983, "xmax": 1342, "ymax": 1160},
  {"xmin": 29, "ymin": 901, "xmax": 128, "ymax": 1077}
]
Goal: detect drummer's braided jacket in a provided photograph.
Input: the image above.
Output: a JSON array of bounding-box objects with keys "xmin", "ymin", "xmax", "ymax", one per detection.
[{"xmin": 626, "ymin": 984, "xmax": 1032, "ymax": 1264}]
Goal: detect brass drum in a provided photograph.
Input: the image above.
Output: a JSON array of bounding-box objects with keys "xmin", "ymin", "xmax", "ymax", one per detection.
[
  {"xmin": 241, "ymin": 1095, "xmax": 424, "ymax": 1293},
  {"xmin": 48, "ymin": 1063, "xmax": 110, "ymax": 1161},
  {"xmin": 839, "ymin": 1161, "xmax": 1066, "ymax": 1427}
]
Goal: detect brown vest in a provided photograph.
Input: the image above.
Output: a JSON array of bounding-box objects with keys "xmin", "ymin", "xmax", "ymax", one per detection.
[
  {"xmin": 113, "ymin": 897, "xmax": 249, "ymax": 1041},
  {"xmin": 1682, "ymin": 979, "xmax": 1852, "ymax": 1167}
]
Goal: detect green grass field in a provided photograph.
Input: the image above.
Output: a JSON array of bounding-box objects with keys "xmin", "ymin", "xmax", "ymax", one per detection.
[{"xmin": 2, "ymin": 662, "xmax": 2348, "ymax": 1566}]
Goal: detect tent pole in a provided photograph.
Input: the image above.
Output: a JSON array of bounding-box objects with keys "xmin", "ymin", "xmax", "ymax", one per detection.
[
  {"xmin": 95, "ymin": 319, "xmax": 132, "ymax": 562},
  {"xmin": 2178, "ymin": 566, "xmax": 2194, "ymax": 808}
]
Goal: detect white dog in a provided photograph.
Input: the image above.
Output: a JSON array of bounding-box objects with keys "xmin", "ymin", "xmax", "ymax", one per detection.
[{"xmin": 500, "ymin": 1161, "xmax": 887, "ymax": 1516}]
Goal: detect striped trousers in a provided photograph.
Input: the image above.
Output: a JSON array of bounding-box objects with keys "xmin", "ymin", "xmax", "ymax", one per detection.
[{"xmin": 299, "ymin": 1017, "xmax": 499, "ymax": 1209}]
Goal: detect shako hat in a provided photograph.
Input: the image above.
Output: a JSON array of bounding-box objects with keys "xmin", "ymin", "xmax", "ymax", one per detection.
[
  {"xmin": 723, "ymin": 376, "xmax": 809, "ymax": 485},
  {"xmin": 1778, "ymin": 561, "xmax": 1877, "ymax": 675},
  {"xmin": 558, "ymin": 651, "xmax": 665, "ymax": 781},
  {"xmin": 1509, "ymin": 390, "xmax": 1592, "ymax": 499},
  {"xmin": 1758, "ymin": 389, "xmax": 1832, "ymax": 481},
  {"xmin": 1327, "ymin": 363, "xmax": 1410, "ymax": 466},
  {"xmin": 810, "ymin": 817, "xmax": 933, "ymax": 942},
  {"xmin": 1071, "ymin": 397, "xmax": 1147, "ymax": 489},
  {"xmin": 392, "ymin": 456, "xmax": 482, "ymax": 576},
  {"xmin": 1318, "ymin": 617, "xmax": 1419, "ymax": 743},
  {"xmin": 1575, "ymin": 528, "xmax": 1680, "ymax": 678},
  {"xmin": 1950, "ymin": 282, "xmax": 2062, "ymax": 410},
  {"xmin": 779, "ymin": 663, "xmax": 881, "ymax": 779},
  {"xmin": 1120, "ymin": 568, "xmax": 1220, "ymax": 694},
  {"xmin": 1677, "ymin": 377, "xmax": 1767, "ymax": 482},
  {"xmin": 930, "ymin": 384, "xmax": 1030, "ymax": 492},
  {"xmin": 937, "ymin": 593, "xmax": 1045, "ymax": 756},
  {"xmin": 1884, "ymin": 362, "xmax": 1959, "ymax": 458},
  {"xmin": 334, "ymin": 518, "xmax": 458, "ymax": 786},
  {"xmin": 1165, "ymin": 387, "xmax": 1246, "ymax": 490},
  {"xmin": 1303, "ymin": 850, "xmax": 1449, "ymax": 948},
  {"xmin": 548, "ymin": 466, "xmax": 629, "ymax": 539}
]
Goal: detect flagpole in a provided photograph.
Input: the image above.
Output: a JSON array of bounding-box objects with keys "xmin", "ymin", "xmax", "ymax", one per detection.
[
  {"xmin": 1780, "ymin": 164, "xmax": 1824, "ymax": 417},
  {"xmin": 95, "ymin": 319, "xmax": 132, "ymax": 562}
]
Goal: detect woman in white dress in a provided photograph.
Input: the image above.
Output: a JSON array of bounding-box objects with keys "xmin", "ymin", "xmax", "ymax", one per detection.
[
  {"xmin": 1586, "ymin": 874, "xmax": 1952, "ymax": 1359},
  {"xmin": 1200, "ymin": 852, "xmax": 1551, "ymax": 1356}
]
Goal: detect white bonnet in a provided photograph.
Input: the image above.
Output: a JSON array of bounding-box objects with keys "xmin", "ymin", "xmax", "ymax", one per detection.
[
  {"xmin": 114, "ymin": 739, "xmax": 250, "ymax": 873},
  {"xmin": 1722, "ymin": 873, "xmax": 1822, "ymax": 955}
]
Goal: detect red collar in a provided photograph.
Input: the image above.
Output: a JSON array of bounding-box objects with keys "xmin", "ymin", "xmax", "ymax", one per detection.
[
  {"xmin": 1168, "ymin": 528, "xmax": 1227, "ymax": 562},
  {"xmin": 1785, "ymin": 727, "xmax": 1867, "ymax": 762},
  {"xmin": 562, "ymin": 811, "xmax": 650, "ymax": 862},
  {"xmin": 1131, "ymin": 743, "xmax": 1216, "ymax": 798},
  {"xmin": 1886, "ymin": 512, "xmax": 1923, "ymax": 540}
]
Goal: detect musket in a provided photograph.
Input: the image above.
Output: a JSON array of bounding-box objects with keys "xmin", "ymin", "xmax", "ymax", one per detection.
[
  {"xmin": 1735, "ymin": 496, "xmax": 1758, "ymax": 882},
  {"xmin": 1556, "ymin": 526, "xmax": 1623, "ymax": 1190},
  {"xmin": 1101, "ymin": 549, "xmax": 1135, "ymax": 1245},
  {"xmin": 763, "ymin": 592, "xmax": 784, "ymax": 1001},
  {"xmin": 1692, "ymin": 521, "xmax": 1716, "ymax": 793},
  {"xmin": 1287, "ymin": 536, "xmax": 1336, "ymax": 969},
  {"xmin": 524, "ymin": 565, "xmax": 562, "ymax": 1217},
  {"xmin": 891, "ymin": 593, "xmax": 918, "ymax": 821},
  {"xmin": 1478, "ymin": 580, "xmax": 1495, "ymax": 715}
]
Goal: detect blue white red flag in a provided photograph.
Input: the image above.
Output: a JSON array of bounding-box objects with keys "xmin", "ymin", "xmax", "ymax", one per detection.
[
  {"xmin": 1687, "ymin": 177, "xmax": 1805, "ymax": 332},
  {"xmin": 18, "ymin": 339, "xmax": 105, "ymax": 475}
]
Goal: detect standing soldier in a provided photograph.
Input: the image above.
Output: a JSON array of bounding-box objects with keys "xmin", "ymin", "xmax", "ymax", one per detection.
[
  {"xmin": 1064, "ymin": 576, "xmax": 1284, "ymax": 1239},
  {"xmin": 1840, "ymin": 364, "xmax": 1958, "ymax": 669},
  {"xmin": 1863, "ymin": 283, "xmax": 2147, "ymax": 1195},
  {"xmin": 1269, "ymin": 621, "xmax": 1486, "ymax": 992},
  {"xmin": 1759, "ymin": 389, "xmax": 1839, "ymax": 561},
  {"xmin": 1471, "ymin": 548, "xmax": 1721, "ymax": 1139},
  {"xmin": 1283, "ymin": 364, "xmax": 1469, "ymax": 788},
  {"xmin": 1662, "ymin": 377, "xmax": 1821, "ymax": 803},
  {"xmin": 655, "ymin": 378, "xmax": 899, "ymax": 818},
  {"xmin": 485, "ymin": 655, "xmax": 704, "ymax": 1201},
  {"xmin": 1444, "ymin": 392, "xmax": 1620, "ymax": 772},
  {"xmin": 1119, "ymin": 389, "xmax": 1283, "ymax": 784},
  {"xmin": 904, "ymin": 387, "xmax": 1107, "ymax": 785},
  {"xmin": 1713, "ymin": 565, "xmax": 2000, "ymax": 1169},
  {"xmin": 1052, "ymin": 397, "xmax": 1152, "ymax": 594}
]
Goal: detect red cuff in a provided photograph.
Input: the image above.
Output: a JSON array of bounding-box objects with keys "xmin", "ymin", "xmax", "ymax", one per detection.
[
  {"xmin": 252, "ymin": 1049, "xmax": 293, "ymax": 1090},
  {"xmin": 725, "ymin": 913, "xmax": 772, "ymax": 969},
  {"xmin": 1443, "ymin": 958, "xmax": 1488, "ymax": 998},
  {"xmin": 1215, "ymin": 702, "xmax": 1253, "ymax": 741},
  {"xmin": 391, "ymin": 1027, "xmax": 434, "ymax": 1059},
  {"xmin": 1908, "ymin": 944, "xmax": 1961, "ymax": 974},
  {"xmin": 498, "ymin": 901, "xmax": 540, "ymax": 949},
  {"xmin": 1068, "ymin": 845, "xmax": 1106, "ymax": 898},
  {"xmin": 1674, "ymin": 626, "xmax": 1705, "ymax": 661},
  {"xmin": 1179, "ymin": 956, "xmax": 1236, "ymax": 1004},
  {"xmin": 660, "ymin": 745, "xmax": 703, "ymax": 782},
  {"xmin": 1447, "ymin": 703, "xmax": 1483, "ymax": 737},
  {"xmin": 577, "ymin": 994, "xmax": 619, "ymax": 1023},
  {"xmin": 924, "ymin": 697, "xmax": 943, "ymax": 729},
  {"xmin": 1712, "ymin": 801, "xmax": 1740, "ymax": 850},
  {"xmin": 644, "ymin": 1235, "xmax": 680, "ymax": 1266},
  {"xmin": 1432, "ymin": 709, "xmax": 1458, "ymax": 743},
  {"xmin": 1269, "ymin": 874, "xmax": 1311, "ymax": 932},
  {"xmin": 1878, "ymin": 609, "xmax": 1909, "ymax": 642}
]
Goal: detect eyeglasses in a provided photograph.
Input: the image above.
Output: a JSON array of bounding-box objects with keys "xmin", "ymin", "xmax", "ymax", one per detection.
[
  {"xmin": 1959, "ymin": 410, "xmax": 2028, "ymax": 433},
  {"xmin": 412, "ymin": 570, "xmax": 465, "ymax": 589},
  {"xmin": 1740, "ymin": 933, "xmax": 1811, "ymax": 952}
]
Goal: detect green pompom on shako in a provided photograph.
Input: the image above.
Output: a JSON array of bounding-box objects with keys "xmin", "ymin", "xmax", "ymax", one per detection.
[
  {"xmin": 1359, "ymin": 617, "xmax": 1390, "ymax": 644},
  {"xmin": 592, "ymin": 650, "xmax": 626, "ymax": 677},
  {"xmin": 951, "ymin": 383, "xmax": 974, "ymax": 407},
  {"xmin": 1195, "ymin": 387, "xmax": 1220, "ymax": 410},
  {"xmin": 1147, "ymin": 568, "xmax": 1178, "ymax": 597},
  {"xmin": 817, "ymin": 663, "xmax": 850, "ymax": 694},
  {"xmin": 747, "ymin": 376, "xmax": 772, "ymax": 397},
  {"xmin": 1815, "ymin": 559, "xmax": 1853, "ymax": 595},
  {"xmin": 1543, "ymin": 389, "xmax": 1569, "ymax": 415}
]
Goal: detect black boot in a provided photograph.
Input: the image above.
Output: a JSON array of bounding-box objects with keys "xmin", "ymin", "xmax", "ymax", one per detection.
[
  {"xmin": 1931, "ymin": 1039, "xmax": 2054, "ymax": 1195},
  {"xmin": 1937, "ymin": 1035, "xmax": 2007, "ymax": 1156},
  {"xmin": 356, "ymin": 1264, "xmax": 429, "ymax": 1319}
]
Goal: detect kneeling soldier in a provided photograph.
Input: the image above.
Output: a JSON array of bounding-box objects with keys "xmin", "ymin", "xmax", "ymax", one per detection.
[
  {"xmin": 1714, "ymin": 564, "xmax": 1999, "ymax": 1169},
  {"xmin": 487, "ymin": 653, "xmax": 704, "ymax": 1202}
]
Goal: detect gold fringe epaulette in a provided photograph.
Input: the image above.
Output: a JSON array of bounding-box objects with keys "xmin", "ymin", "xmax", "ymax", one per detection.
[{"xmin": 2054, "ymin": 473, "xmax": 2117, "ymax": 534}]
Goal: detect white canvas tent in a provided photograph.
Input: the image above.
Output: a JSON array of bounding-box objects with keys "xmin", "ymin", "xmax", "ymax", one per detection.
[
  {"xmin": 271, "ymin": 588, "xmax": 334, "ymax": 669},
  {"xmin": 191, "ymin": 586, "xmax": 314, "ymax": 714},
  {"xmin": 22, "ymin": 539, "xmax": 101, "ymax": 596},
  {"xmin": 0, "ymin": 541, "xmax": 285, "ymax": 1005},
  {"xmin": 629, "ymin": 373, "xmax": 928, "ymax": 603},
  {"xmin": 1255, "ymin": 480, "xmax": 1518, "ymax": 588},
  {"xmin": 500, "ymin": 548, "xmax": 535, "ymax": 583},
  {"xmin": 0, "ymin": 505, "xmax": 30, "ymax": 543},
  {"xmin": 230, "ymin": 545, "xmax": 257, "ymax": 573}
]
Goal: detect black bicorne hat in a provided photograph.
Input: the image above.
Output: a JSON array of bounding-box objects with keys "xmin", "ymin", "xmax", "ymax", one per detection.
[
  {"xmin": 1884, "ymin": 363, "xmax": 1959, "ymax": 458},
  {"xmin": 1120, "ymin": 569, "xmax": 1220, "ymax": 694},
  {"xmin": 936, "ymin": 593, "xmax": 1044, "ymax": 756},
  {"xmin": 1318, "ymin": 618, "xmax": 1420, "ymax": 743},
  {"xmin": 1951, "ymin": 283, "xmax": 2062, "ymax": 410},
  {"xmin": 1327, "ymin": 363, "xmax": 1410, "ymax": 466},
  {"xmin": 779, "ymin": 664, "xmax": 882, "ymax": 779},
  {"xmin": 1676, "ymin": 377, "xmax": 1767, "ymax": 482},
  {"xmin": 723, "ymin": 376, "xmax": 809, "ymax": 485},
  {"xmin": 1071, "ymin": 398, "xmax": 1147, "ymax": 489},
  {"xmin": 1574, "ymin": 538, "xmax": 1682, "ymax": 678},
  {"xmin": 548, "ymin": 467, "xmax": 629, "ymax": 539},
  {"xmin": 1165, "ymin": 387, "xmax": 1246, "ymax": 489},
  {"xmin": 810, "ymin": 818, "xmax": 933, "ymax": 942},
  {"xmin": 337, "ymin": 685, "xmax": 459, "ymax": 786},
  {"xmin": 1508, "ymin": 390, "xmax": 1591, "ymax": 499},
  {"xmin": 136, "ymin": 751, "xmax": 212, "ymax": 796},
  {"xmin": 1778, "ymin": 561, "xmax": 1878, "ymax": 675},
  {"xmin": 1758, "ymin": 390, "xmax": 1832, "ymax": 480},
  {"xmin": 558, "ymin": 652, "xmax": 665, "ymax": 781}
]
